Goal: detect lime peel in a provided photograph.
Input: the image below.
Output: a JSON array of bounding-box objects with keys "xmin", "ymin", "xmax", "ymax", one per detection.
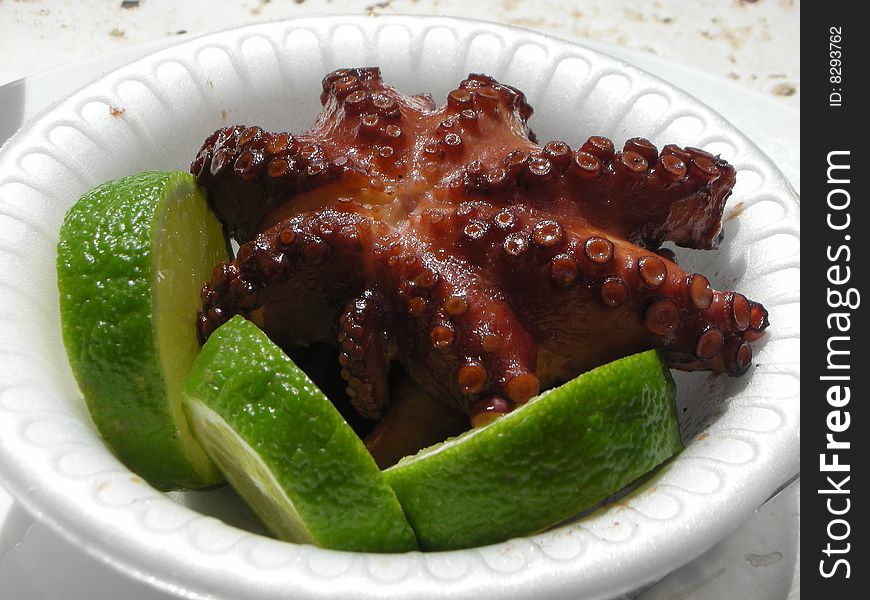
[
  {"xmin": 183, "ymin": 398, "xmax": 317, "ymax": 544},
  {"xmin": 384, "ymin": 350, "xmax": 683, "ymax": 551},
  {"xmin": 57, "ymin": 171, "xmax": 227, "ymax": 490},
  {"xmin": 182, "ymin": 316, "xmax": 418, "ymax": 553}
]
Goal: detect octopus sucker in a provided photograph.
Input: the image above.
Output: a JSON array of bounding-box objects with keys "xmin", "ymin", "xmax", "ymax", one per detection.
[{"xmin": 191, "ymin": 68, "xmax": 769, "ymax": 465}]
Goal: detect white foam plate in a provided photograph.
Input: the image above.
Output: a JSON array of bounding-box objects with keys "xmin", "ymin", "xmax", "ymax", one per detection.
[{"xmin": 0, "ymin": 15, "xmax": 800, "ymax": 600}]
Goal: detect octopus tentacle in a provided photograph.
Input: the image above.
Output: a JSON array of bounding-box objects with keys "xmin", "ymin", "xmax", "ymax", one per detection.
[
  {"xmin": 423, "ymin": 270, "xmax": 538, "ymax": 408},
  {"xmin": 338, "ymin": 289, "xmax": 395, "ymax": 420},
  {"xmin": 459, "ymin": 138, "xmax": 735, "ymax": 250},
  {"xmin": 198, "ymin": 209, "xmax": 375, "ymax": 345},
  {"xmin": 493, "ymin": 212, "xmax": 766, "ymax": 379},
  {"xmin": 374, "ymin": 242, "xmax": 540, "ymax": 413},
  {"xmin": 190, "ymin": 125, "xmax": 355, "ymax": 244},
  {"xmin": 418, "ymin": 202, "xmax": 765, "ymax": 380}
]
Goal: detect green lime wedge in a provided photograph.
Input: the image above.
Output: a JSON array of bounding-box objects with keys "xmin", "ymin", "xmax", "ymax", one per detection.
[
  {"xmin": 384, "ymin": 350, "xmax": 682, "ymax": 551},
  {"xmin": 57, "ymin": 171, "xmax": 227, "ymax": 490},
  {"xmin": 181, "ymin": 316, "xmax": 418, "ymax": 553}
]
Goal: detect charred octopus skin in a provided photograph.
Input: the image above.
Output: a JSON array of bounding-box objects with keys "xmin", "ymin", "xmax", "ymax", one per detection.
[{"xmin": 191, "ymin": 67, "xmax": 769, "ymax": 429}]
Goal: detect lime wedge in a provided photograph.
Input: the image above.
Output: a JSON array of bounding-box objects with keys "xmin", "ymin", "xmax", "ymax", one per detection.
[
  {"xmin": 57, "ymin": 171, "xmax": 227, "ymax": 490},
  {"xmin": 384, "ymin": 350, "xmax": 682, "ymax": 551},
  {"xmin": 182, "ymin": 316, "xmax": 417, "ymax": 553}
]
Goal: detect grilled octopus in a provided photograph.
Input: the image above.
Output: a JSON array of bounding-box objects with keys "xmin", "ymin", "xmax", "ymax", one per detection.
[{"xmin": 190, "ymin": 68, "xmax": 769, "ymax": 466}]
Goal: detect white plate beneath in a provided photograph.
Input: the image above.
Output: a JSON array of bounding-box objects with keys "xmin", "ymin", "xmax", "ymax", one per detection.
[{"xmin": 0, "ymin": 15, "xmax": 800, "ymax": 600}]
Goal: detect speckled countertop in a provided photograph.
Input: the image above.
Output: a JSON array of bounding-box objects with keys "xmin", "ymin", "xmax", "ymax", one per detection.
[{"xmin": 1, "ymin": 0, "xmax": 799, "ymax": 109}]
